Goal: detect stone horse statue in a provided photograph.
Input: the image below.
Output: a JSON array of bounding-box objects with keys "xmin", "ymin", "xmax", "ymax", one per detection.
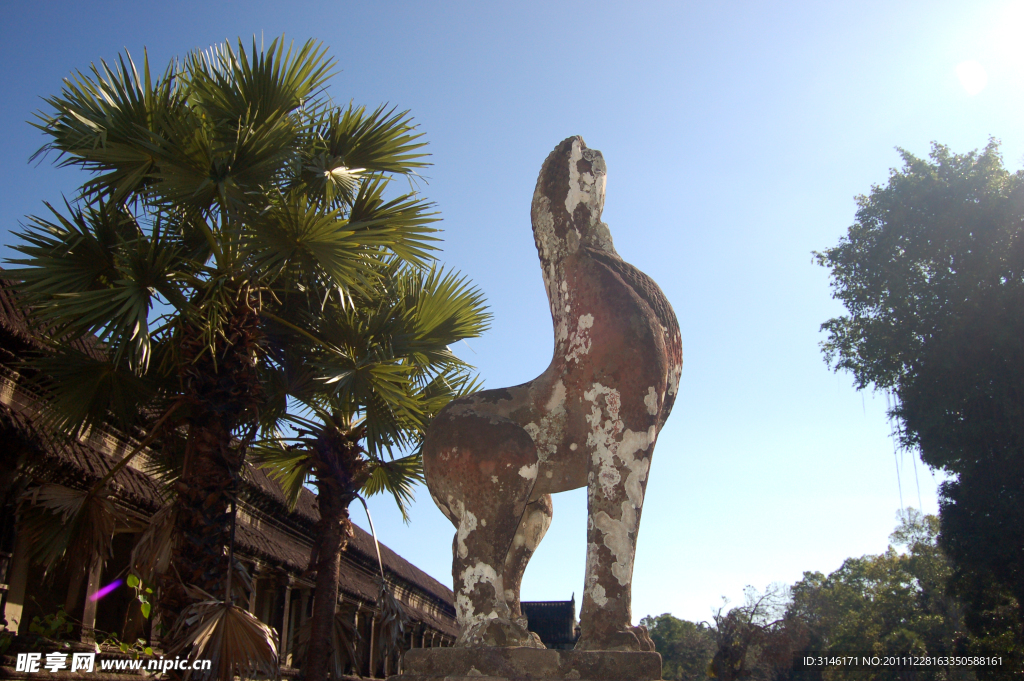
[{"xmin": 423, "ymin": 136, "xmax": 682, "ymax": 651}]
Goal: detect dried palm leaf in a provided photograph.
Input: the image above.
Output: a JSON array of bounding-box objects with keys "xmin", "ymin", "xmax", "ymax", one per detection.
[
  {"xmin": 19, "ymin": 483, "xmax": 138, "ymax": 577},
  {"xmin": 19, "ymin": 400, "xmax": 183, "ymax": 577},
  {"xmin": 130, "ymin": 503, "xmax": 176, "ymax": 581},
  {"xmin": 353, "ymin": 495, "xmax": 409, "ymax": 664},
  {"xmin": 168, "ymin": 600, "xmax": 278, "ymax": 681},
  {"xmin": 229, "ymin": 555, "xmax": 254, "ymax": 604},
  {"xmin": 374, "ymin": 579, "xmax": 410, "ymax": 663},
  {"xmin": 293, "ymin": 609, "xmax": 360, "ymax": 679}
]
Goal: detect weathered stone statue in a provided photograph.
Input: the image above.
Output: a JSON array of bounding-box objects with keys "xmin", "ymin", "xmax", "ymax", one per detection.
[{"xmin": 422, "ymin": 136, "xmax": 682, "ymax": 655}]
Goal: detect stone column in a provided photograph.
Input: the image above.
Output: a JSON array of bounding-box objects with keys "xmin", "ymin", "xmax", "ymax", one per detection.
[
  {"xmin": 355, "ymin": 605, "xmax": 368, "ymax": 677},
  {"xmin": 298, "ymin": 588, "xmax": 310, "ymax": 625},
  {"xmin": 2, "ymin": 527, "xmax": 30, "ymax": 633},
  {"xmin": 277, "ymin": 580, "xmax": 293, "ymax": 662},
  {"xmin": 79, "ymin": 553, "xmax": 103, "ymax": 644},
  {"xmin": 369, "ymin": 613, "xmax": 378, "ymax": 677},
  {"xmin": 246, "ymin": 562, "xmax": 260, "ymax": 613}
]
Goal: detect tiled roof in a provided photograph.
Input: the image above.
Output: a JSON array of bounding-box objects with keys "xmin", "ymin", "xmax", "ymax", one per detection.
[
  {"xmin": 0, "ymin": 401, "xmax": 166, "ymax": 511},
  {"xmin": 0, "ymin": 277, "xmax": 107, "ymax": 360}
]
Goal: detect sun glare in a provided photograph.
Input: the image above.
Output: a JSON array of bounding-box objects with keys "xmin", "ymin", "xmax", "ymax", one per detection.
[
  {"xmin": 992, "ymin": 1, "xmax": 1024, "ymax": 67},
  {"xmin": 955, "ymin": 61, "xmax": 988, "ymax": 96}
]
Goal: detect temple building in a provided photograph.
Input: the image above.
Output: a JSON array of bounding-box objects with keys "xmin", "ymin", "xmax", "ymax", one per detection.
[
  {"xmin": 521, "ymin": 597, "xmax": 580, "ymax": 650},
  {"xmin": 0, "ymin": 280, "xmax": 457, "ymax": 678}
]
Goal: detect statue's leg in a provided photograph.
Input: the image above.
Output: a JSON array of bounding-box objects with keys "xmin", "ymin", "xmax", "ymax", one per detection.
[
  {"xmin": 503, "ymin": 494, "xmax": 553, "ymax": 629},
  {"xmin": 425, "ymin": 413, "xmax": 545, "ymax": 648},
  {"xmin": 577, "ymin": 407, "xmax": 659, "ymax": 651}
]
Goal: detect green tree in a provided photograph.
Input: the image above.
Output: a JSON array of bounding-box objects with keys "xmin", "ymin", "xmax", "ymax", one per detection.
[
  {"xmin": 256, "ymin": 261, "xmax": 489, "ymax": 681},
  {"xmin": 8, "ymin": 36, "xmax": 439, "ymax": 664},
  {"xmin": 787, "ymin": 511, "xmax": 975, "ymax": 680},
  {"xmin": 640, "ymin": 613, "xmax": 715, "ymax": 681},
  {"xmin": 815, "ymin": 140, "xmax": 1024, "ymax": 662}
]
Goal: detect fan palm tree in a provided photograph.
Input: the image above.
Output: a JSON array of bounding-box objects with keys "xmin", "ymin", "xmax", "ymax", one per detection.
[
  {"xmin": 7, "ymin": 36, "xmax": 440, "ymax": 636},
  {"xmin": 255, "ymin": 261, "xmax": 489, "ymax": 681}
]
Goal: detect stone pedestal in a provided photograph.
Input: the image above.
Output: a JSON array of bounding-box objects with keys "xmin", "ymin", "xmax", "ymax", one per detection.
[{"xmin": 391, "ymin": 647, "xmax": 663, "ymax": 681}]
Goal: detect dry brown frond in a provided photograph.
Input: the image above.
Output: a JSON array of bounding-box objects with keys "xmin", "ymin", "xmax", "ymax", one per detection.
[
  {"xmin": 19, "ymin": 483, "xmax": 140, "ymax": 577},
  {"xmin": 130, "ymin": 503, "xmax": 176, "ymax": 580},
  {"xmin": 294, "ymin": 609, "xmax": 360, "ymax": 679},
  {"xmin": 168, "ymin": 600, "xmax": 278, "ymax": 680},
  {"xmin": 375, "ymin": 580, "xmax": 409, "ymax": 662}
]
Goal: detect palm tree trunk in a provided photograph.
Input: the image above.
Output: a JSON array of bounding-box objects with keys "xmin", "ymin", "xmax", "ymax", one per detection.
[
  {"xmin": 305, "ymin": 431, "xmax": 369, "ymax": 681},
  {"xmin": 158, "ymin": 296, "xmax": 263, "ymax": 628},
  {"xmin": 305, "ymin": 491, "xmax": 354, "ymax": 681},
  {"xmin": 160, "ymin": 412, "xmax": 240, "ymax": 622}
]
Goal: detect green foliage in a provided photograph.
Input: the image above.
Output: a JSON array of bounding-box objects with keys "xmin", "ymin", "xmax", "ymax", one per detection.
[
  {"xmin": 9, "ymin": 34, "xmax": 439, "ymax": 435},
  {"xmin": 8, "ymin": 35, "xmax": 460, "ymax": 676},
  {"xmin": 98, "ymin": 631, "xmax": 154, "ymax": 659},
  {"xmin": 126, "ymin": 573, "xmax": 155, "ymax": 619},
  {"xmin": 29, "ymin": 607, "xmax": 75, "ymax": 641},
  {"xmin": 787, "ymin": 510, "xmax": 976, "ymax": 680},
  {"xmin": 654, "ymin": 514, "xmax": 1012, "ymax": 680},
  {"xmin": 255, "ymin": 259, "xmax": 490, "ymax": 519},
  {"xmin": 816, "ymin": 140, "xmax": 1024, "ymax": 398},
  {"xmin": 640, "ymin": 613, "xmax": 715, "ymax": 681},
  {"xmin": 816, "ymin": 140, "xmax": 1024, "ymax": 663}
]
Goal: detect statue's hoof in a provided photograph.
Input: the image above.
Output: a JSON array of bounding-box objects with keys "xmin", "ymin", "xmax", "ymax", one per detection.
[
  {"xmin": 630, "ymin": 625, "xmax": 656, "ymax": 652},
  {"xmin": 458, "ymin": 617, "xmax": 546, "ymax": 649},
  {"xmin": 575, "ymin": 627, "xmax": 650, "ymax": 652}
]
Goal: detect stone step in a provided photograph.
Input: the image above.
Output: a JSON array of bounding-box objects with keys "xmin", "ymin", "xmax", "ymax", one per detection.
[{"xmin": 390, "ymin": 647, "xmax": 663, "ymax": 681}]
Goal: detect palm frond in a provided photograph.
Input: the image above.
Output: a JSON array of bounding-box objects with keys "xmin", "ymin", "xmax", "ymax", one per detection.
[
  {"xmin": 9, "ymin": 200, "xmax": 190, "ymax": 374},
  {"xmin": 8, "ymin": 200, "xmax": 121, "ymax": 296},
  {"xmin": 294, "ymin": 104, "xmax": 430, "ymax": 208},
  {"xmin": 24, "ymin": 348, "xmax": 163, "ymax": 436},
  {"xmin": 168, "ymin": 600, "xmax": 278, "ymax": 681},
  {"xmin": 319, "ymin": 104, "xmax": 429, "ymax": 176},
  {"xmin": 361, "ymin": 453, "xmax": 423, "ymax": 523},
  {"xmin": 188, "ymin": 37, "xmax": 333, "ymax": 131},
  {"xmin": 31, "ymin": 50, "xmax": 183, "ymax": 204},
  {"xmin": 374, "ymin": 579, "xmax": 410, "ymax": 665},
  {"xmin": 250, "ymin": 442, "xmax": 312, "ymax": 511},
  {"xmin": 245, "ymin": 194, "xmax": 382, "ymax": 293},
  {"xmin": 317, "ymin": 362, "xmax": 420, "ymax": 456},
  {"xmin": 130, "ymin": 503, "xmax": 176, "ymax": 581},
  {"xmin": 293, "ymin": 610, "xmax": 360, "ymax": 679},
  {"xmin": 390, "ymin": 265, "xmax": 492, "ymax": 368},
  {"xmin": 346, "ymin": 179, "xmax": 440, "ymax": 267},
  {"xmin": 411, "ymin": 364, "xmax": 483, "ymax": 428},
  {"xmin": 19, "ymin": 484, "xmax": 139, "ymax": 577}
]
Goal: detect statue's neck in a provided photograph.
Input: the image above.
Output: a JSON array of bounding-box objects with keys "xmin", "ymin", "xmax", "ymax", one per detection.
[{"xmin": 533, "ymin": 222, "xmax": 618, "ymax": 354}]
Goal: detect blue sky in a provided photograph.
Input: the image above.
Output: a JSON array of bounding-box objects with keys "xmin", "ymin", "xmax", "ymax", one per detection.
[{"xmin": 3, "ymin": 0, "xmax": 1023, "ymax": 625}]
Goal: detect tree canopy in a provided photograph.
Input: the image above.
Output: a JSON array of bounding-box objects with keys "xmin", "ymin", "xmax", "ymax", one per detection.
[
  {"xmin": 787, "ymin": 511, "xmax": 976, "ymax": 680},
  {"xmin": 816, "ymin": 140, "xmax": 1024, "ymax": 661},
  {"xmin": 640, "ymin": 613, "xmax": 716, "ymax": 681}
]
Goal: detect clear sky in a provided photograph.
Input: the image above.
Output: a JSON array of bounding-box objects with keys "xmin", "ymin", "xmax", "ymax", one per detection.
[{"xmin": 3, "ymin": 0, "xmax": 1023, "ymax": 626}]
